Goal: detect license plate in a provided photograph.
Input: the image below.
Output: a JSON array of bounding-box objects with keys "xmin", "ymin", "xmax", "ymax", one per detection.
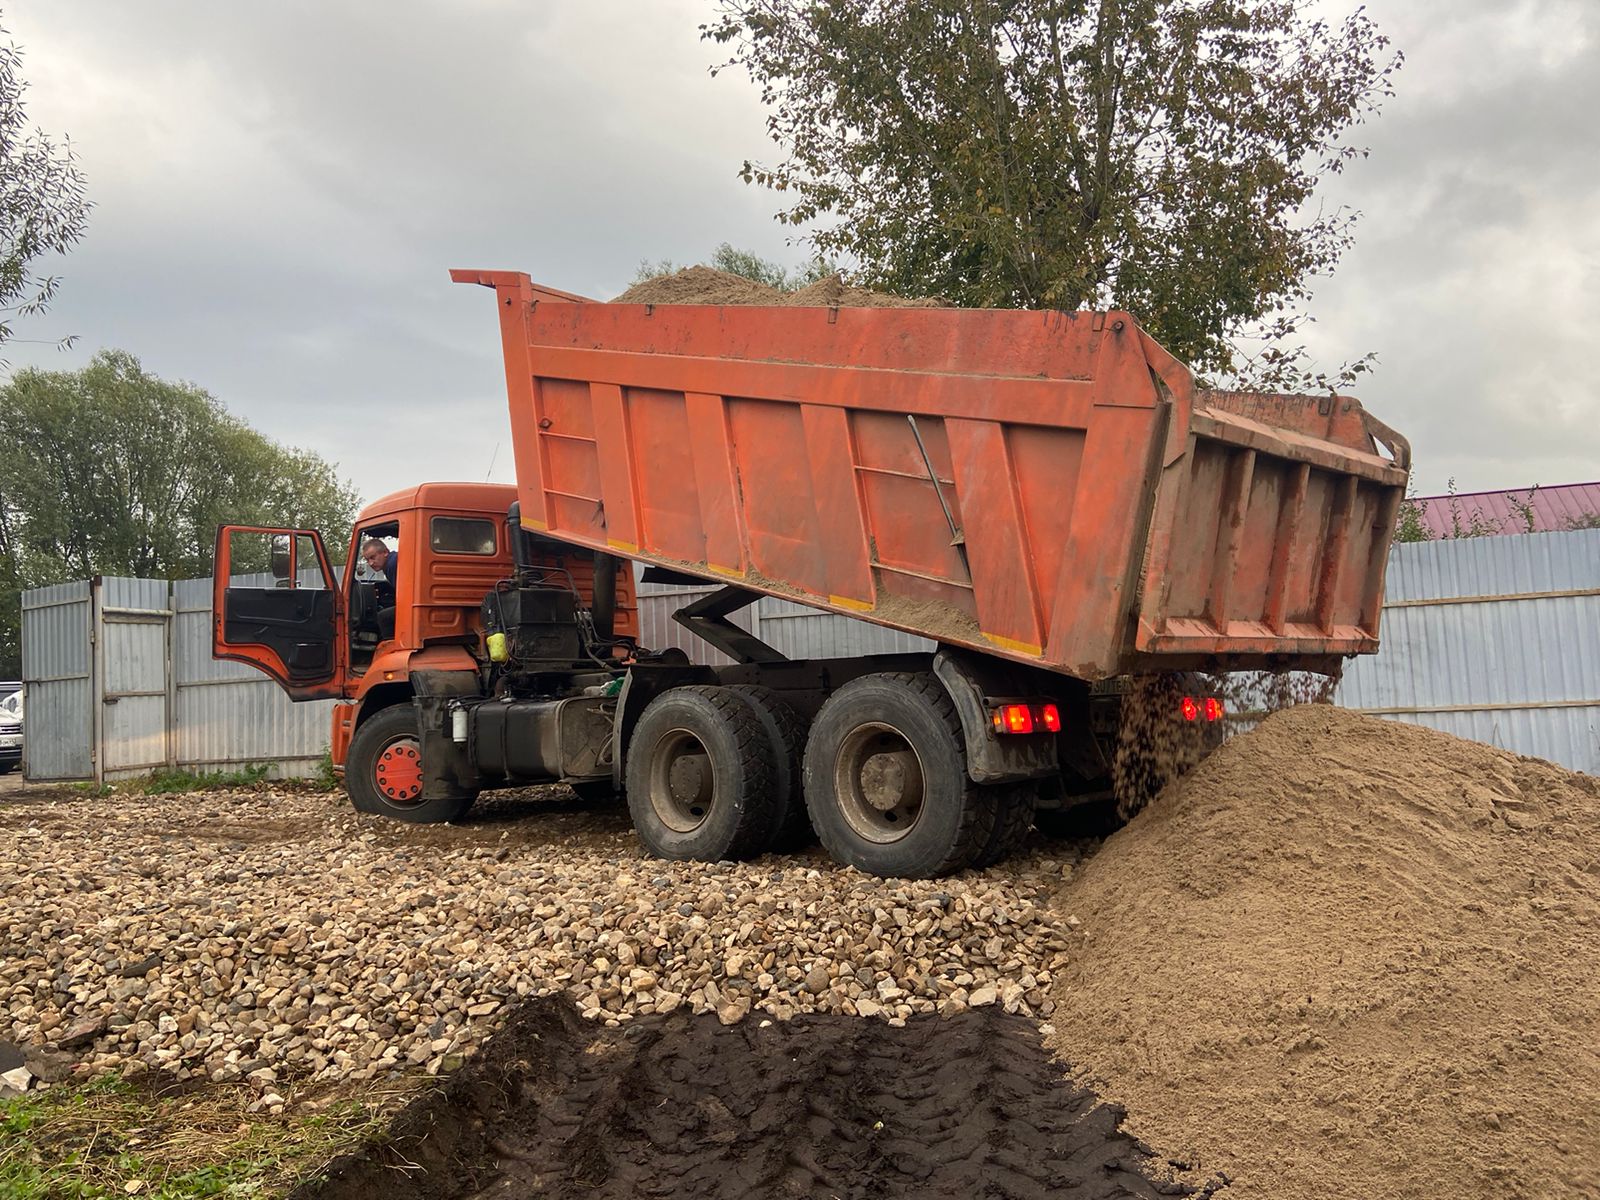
[{"xmin": 0, "ymin": 735, "xmax": 20, "ymax": 748}]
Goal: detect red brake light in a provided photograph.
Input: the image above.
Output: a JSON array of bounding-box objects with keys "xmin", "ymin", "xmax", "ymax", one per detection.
[
  {"xmin": 1041, "ymin": 703, "xmax": 1061, "ymax": 732},
  {"xmin": 1001, "ymin": 704, "xmax": 1034, "ymax": 734},
  {"xmin": 1180, "ymin": 696, "xmax": 1200, "ymax": 722},
  {"xmin": 1204, "ymin": 697, "xmax": 1224, "ymax": 722}
]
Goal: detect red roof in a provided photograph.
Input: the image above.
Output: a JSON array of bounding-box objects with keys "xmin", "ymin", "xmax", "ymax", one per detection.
[{"xmin": 1412, "ymin": 481, "xmax": 1600, "ymax": 538}]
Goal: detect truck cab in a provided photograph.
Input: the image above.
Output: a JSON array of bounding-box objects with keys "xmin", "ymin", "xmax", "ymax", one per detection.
[{"xmin": 213, "ymin": 482, "xmax": 638, "ymax": 805}]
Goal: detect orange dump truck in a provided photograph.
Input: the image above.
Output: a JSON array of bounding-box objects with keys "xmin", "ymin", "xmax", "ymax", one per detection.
[{"xmin": 213, "ymin": 270, "xmax": 1408, "ymax": 879}]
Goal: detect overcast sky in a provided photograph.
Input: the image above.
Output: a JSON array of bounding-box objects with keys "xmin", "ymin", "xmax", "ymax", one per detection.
[{"xmin": 3, "ymin": 0, "xmax": 1597, "ymax": 507}]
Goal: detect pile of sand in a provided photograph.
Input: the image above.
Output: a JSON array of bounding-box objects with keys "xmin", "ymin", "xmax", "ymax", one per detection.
[
  {"xmin": 612, "ymin": 264, "xmax": 941, "ymax": 308},
  {"xmin": 1050, "ymin": 704, "xmax": 1600, "ymax": 1200}
]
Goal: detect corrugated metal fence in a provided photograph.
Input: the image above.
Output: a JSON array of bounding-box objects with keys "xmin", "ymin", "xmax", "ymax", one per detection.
[
  {"xmin": 18, "ymin": 528, "xmax": 1599, "ymax": 781},
  {"xmin": 19, "ymin": 581, "xmax": 94, "ymax": 780},
  {"xmin": 170, "ymin": 577, "xmax": 335, "ymax": 777},
  {"xmin": 20, "ymin": 576, "xmax": 335, "ymax": 783},
  {"xmin": 1335, "ymin": 528, "xmax": 1600, "ymax": 773}
]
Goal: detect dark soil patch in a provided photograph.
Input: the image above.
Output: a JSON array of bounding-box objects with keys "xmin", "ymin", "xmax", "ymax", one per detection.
[
  {"xmin": 357, "ymin": 785, "xmax": 642, "ymax": 853},
  {"xmin": 297, "ymin": 996, "xmax": 1213, "ymax": 1200},
  {"xmin": 176, "ymin": 816, "xmax": 328, "ymax": 845}
]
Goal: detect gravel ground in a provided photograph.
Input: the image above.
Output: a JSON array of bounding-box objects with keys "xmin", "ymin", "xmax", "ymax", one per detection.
[{"xmin": 1, "ymin": 786, "xmax": 1083, "ymax": 1111}]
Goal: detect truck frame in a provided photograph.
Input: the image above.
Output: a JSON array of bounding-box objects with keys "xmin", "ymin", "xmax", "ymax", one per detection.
[{"xmin": 213, "ymin": 271, "xmax": 1408, "ymax": 879}]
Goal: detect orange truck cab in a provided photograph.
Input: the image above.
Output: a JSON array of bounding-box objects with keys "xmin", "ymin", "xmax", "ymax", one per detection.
[
  {"xmin": 212, "ymin": 270, "xmax": 1406, "ymax": 880},
  {"xmin": 214, "ymin": 482, "xmax": 640, "ymax": 815}
]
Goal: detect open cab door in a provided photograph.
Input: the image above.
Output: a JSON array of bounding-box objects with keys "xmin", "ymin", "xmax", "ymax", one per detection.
[{"xmin": 213, "ymin": 526, "xmax": 345, "ymax": 700}]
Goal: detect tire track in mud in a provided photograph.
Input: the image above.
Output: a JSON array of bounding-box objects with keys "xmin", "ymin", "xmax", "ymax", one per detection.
[{"xmin": 299, "ymin": 997, "xmax": 1213, "ymax": 1200}]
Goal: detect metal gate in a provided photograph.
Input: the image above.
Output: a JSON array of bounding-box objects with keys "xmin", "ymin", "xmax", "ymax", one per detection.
[
  {"xmin": 19, "ymin": 580, "xmax": 95, "ymax": 780},
  {"xmin": 94, "ymin": 577, "xmax": 173, "ymax": 778}
]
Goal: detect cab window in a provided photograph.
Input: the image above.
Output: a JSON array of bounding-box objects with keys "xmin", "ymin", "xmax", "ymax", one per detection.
[{"xmin": 431, "ymin": 516, "xmax": 497, "ymax": 556}]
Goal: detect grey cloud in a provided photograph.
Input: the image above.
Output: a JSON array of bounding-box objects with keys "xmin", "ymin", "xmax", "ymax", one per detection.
[
  {"xmin": 1299, "ymin": 0, "xmax": 1600, "ymax": 492},
  {"xmin": 3, "ymin": 0, "xmax": 1596, "ymax": 508}
]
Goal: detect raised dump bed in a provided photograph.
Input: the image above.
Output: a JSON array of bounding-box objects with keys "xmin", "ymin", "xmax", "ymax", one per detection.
[{"xmin": 454, "ymin": 269, "xmax": 1409, "ymax": 680}]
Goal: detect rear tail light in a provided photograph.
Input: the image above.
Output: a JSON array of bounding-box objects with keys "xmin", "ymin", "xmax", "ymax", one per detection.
[
  {"xmin": 1180, "ymin": 695, "xmax": 1225, "ymax": 722},
  {"xmin": 998, "ymin": 703, "xmax": 1034, "ymax": 734},
  {"xmin": 991, "ymin": 702, "xmax": 1061, "ymax": 735}
]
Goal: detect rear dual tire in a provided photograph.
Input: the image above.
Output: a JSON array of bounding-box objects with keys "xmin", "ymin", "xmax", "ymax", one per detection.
[
  {"xmin": 624, "ymin": 686, "xmax": 779, "ymax": 862},
  {"xmin": 721, "ymin": 683, "xmax": 813, "ymax": 851},
  {"xmin": 627, "ymin": 674, "xmax": 1035, "ymax": 877},
  {"xmin": 802, "ymin": 673, "xmax": 998, "ymax": 879}
]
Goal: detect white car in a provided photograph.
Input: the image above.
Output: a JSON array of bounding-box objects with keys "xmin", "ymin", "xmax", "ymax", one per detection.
[{"xmin": 0, "ymin": 690, "xmax": 22, "ymax": 774}]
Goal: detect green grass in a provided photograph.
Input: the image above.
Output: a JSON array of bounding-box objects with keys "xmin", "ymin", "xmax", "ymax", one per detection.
[
  {"xmin": 138, "ymin": 765, "xmax": 273, "ymax": 795},
  {"xmin": 59, "ymin": 761, "xmax": 345, "ymax": 800},
  {"xmin": 312, "ymin": 747, "xmax": 341, "ymax": 792},
  {"xmin": 0, "ymin": 1073, "xmax": 409, "ymax": 1199}
]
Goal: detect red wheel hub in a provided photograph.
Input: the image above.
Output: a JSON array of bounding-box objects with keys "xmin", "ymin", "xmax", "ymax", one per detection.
[{"xmin": 374, "ymin": 739, "xmax": 423, "ymax": 803}]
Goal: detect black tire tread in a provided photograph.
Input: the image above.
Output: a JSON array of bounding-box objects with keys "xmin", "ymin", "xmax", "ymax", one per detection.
[
  {"xmin": 970, "ymin": 783, "xmax": 1038, "ymax": 869},
  {"xmin": 722, "ymin": 683, "xmax": 813, "ymax": 852},
  {"xmin": 806, "ymin": 671, "xmax": 994, "ymax": 879},
  {"xmin": 627, "ymin": 685, "xmax": 779, "ymax": 862}
]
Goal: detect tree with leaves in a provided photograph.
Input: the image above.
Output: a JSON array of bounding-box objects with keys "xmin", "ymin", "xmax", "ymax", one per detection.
[
  {"xmin": 0, "ymin": 18, "xmax": 90, "ymax": 356},
  {"xmin": 705, "ymin": 0, "xmax": 1400, "ymax": 384},
  {"xmin": 0, "ymin": 352, "xmax": 360, "ymax": 674}
]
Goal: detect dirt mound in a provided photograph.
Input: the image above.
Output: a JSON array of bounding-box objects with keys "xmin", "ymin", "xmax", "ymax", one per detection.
[
  {"xmin": 613, "ymin": 265, "xmax": 940, "ymax": 308},
  {"xmin": 612, "ymin": 265, "xmax": 783, "ymax": 306},
  {"xmin": 1048, "ymin": 705, "xmax": 1600, "ymax": 1200},
  {"xmin": 300, "ymin": 996, "xmax": 1212, "ymax": 1200}
]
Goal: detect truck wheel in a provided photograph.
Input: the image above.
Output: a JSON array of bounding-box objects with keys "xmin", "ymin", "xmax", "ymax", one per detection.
[
  {"xmin": 722, "ymin": 684, "xmax": 813, "ymax": 852},
  {"xmin": 803, "ymin": 672, "xmax": 996, "ymax": 879},
  {"xmin": 346, "ymin": 704, "xmax": 475, "ymax": 824},
  {"xmin": 969, "ymin": 783, "xmax": 1037, "ymax": 868},
  {"xmin": 625, "ymin": 686, "xmax": 778, "ymax": 862}
]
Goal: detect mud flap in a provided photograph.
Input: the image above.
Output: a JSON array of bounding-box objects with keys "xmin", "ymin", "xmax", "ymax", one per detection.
[
  {"xmin": 932, "ymin": 649, "xmax": 1059, "ymax": 784},
  {"xmin": 412, "ymin": 670, "xmax": 483, "ymax": 801}
]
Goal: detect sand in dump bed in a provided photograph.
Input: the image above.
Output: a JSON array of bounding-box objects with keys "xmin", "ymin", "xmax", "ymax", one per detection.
[
  {"xmin": 612, "ymin": 264, "xmax": 941, "ymax": 308},
  {"xmin": 1048, "ymin": 704, "xmax": 1600, "ymax": 1200}
]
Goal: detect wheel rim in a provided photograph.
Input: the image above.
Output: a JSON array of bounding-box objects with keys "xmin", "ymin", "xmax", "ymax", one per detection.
[
  {"xmin": 834, "ymin": 722, "xmax": 925, "ymax": 844},
  {"xmin": 373, "ymin": 737, "xmax": 424, "ymax": 805},
  {"xmin": 647, "ymin": 727, "xmax": 716, "ymax": 833}
]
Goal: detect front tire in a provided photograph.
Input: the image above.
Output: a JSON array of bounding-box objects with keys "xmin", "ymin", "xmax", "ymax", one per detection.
[
  {"xmin": 346, "ymin": 704, "xmax": 475, "ymax": 824},
  {"xmin": 624, "ymin": 686, "xmax": 777, "ymax": 862},
  {"xmin": 802, "ymin": 672, "xmax": 996, "ymax": 879}
]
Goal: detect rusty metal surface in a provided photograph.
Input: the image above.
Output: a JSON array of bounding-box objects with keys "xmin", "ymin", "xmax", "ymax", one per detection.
[{"xmin": 456, "ymin": 270, "xmax": 1408, "ymax": 680}]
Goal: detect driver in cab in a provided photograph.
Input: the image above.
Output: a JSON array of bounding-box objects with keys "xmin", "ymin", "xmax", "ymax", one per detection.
[
  {"xmin": 361, "ymin": 539, "xmax": 397, "ymax": 589},
  {"xmin": 360, "ymin": 538, "xmax": 397, "ymax": 641}
]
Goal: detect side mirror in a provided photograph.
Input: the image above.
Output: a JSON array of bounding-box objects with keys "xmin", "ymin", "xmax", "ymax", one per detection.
[{"xmin": 270, "ymin": 534, "xmax": 293, "ymax": 586}]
